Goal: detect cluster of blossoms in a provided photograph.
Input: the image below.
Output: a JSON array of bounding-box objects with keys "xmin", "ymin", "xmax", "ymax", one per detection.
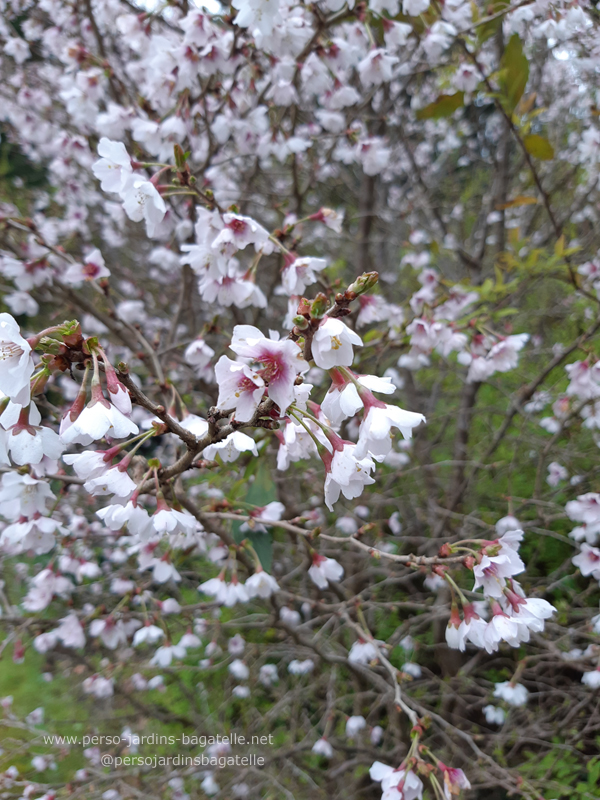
[
  {"xmin": 568, "ymin": 485, "xmax": 600, "ymax": 696},
  {"xmin": 370, "ymin": 755, "xmax": 470, "ymax": 800},
  {"xmin": 569, "ymin": 491, "xmax": 600, "ymax": 583},
  {"xmin": 214, "ymin": 308, "xmax": 426, "ymax": 513},
  {"xmin": 444, "ymin": 516, "xmax": 556, "ymax": 655},
  {"xmin": 0, "ymin": 258, "xmax": 529, "ymax": 797}
]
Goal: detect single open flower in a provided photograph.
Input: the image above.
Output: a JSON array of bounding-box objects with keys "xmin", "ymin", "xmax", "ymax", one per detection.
[{"xmin": 312, "ymin": 317, "xmax": 363, "ymax": 370}]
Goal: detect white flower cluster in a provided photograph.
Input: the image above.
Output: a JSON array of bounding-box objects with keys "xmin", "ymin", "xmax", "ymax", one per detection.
[{"xmin": 445, "ymin": 517, "xmax": 556, "ymax": 654}]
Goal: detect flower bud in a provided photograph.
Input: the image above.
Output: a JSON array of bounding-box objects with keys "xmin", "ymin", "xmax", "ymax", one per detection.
[
  {"xmin": 310, "ymin": 292, "xmax": 329, "ymax": 319},
  {"xmin": 31, "ymin": 367, "xmax": 51, "ymax": 397},
  {"xmin": 59, "ymin": 320, "xmax": 84, "ymax": 348},
  {"xmin": 297, "ymin": 297, "xmax": 311, "ymax": 315},
  {"xmin": 292, "ymin": 314, "xmax": 309, "ymax": 330},
  {"xmin": 84, "ymin": 336, "xmax": 99, "ymax": 355},
  {"xmin": 347, "ymin": 271, "xmax": 379, "ymax": 297},
  {"xmin": 37, "ymin": 337, "xmax": 64, "ymax": 355},
  {"xmin": 174, "ymin": 143, "xmax": 188, "ymax": 171}
]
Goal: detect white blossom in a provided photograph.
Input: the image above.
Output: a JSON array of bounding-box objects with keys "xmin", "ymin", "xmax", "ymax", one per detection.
[
  {"xmin": 308, "ymin": 554, "xmax": 344, "ymax": 589},
  {"xmin": 0, "ymin": 314, "xmax": 35, "ymax": 405},
  {"xmin": 92, "ymin": 138, "xmax": 133, "ymax": 193},
  {"xmin": 312, "ymin": 318, "xmax": 363, "ymax": 370},
  {"xmin": 493, "ymin": 681, "xmax": 528, "ymax": 707}
]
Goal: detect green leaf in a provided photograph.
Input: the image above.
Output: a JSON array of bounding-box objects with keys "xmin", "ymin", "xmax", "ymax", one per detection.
[
  {"xmin": 499, "ymin": 34, "xmax": 529, "ymax": 113},
  {"xmin": 242, "ymin": 528, "xmax": 273, "ymax": 573},
  {"xmin": 363, "ymin": 328, "xmax": 381, "ymax": 343},
  {"xmin": 416, "ymin": 92, "xmax": 464, "ymax": 120},
  {"xmin": 477, "ymin": 0, "xmax": 510, "ymax": 44},
  {"xmin": 231, "ymin": 460, "xmax": 276, "ymax": 571},
  {"xmin": 523, "ymin": 133, "xmax": 554, "ymax": 160}
]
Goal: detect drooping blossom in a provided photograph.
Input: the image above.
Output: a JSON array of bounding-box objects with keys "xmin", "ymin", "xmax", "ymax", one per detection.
[{"xmin": 308, "ymin": 553, "xmax": 344, "ymax": 588}]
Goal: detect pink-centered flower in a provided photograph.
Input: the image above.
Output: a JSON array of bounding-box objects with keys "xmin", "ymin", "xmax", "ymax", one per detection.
[
  {"xmin": 309, "ymin": 207, "xmax": 344, "ymax": 232},
  {"xmin": 358, "ymin": 48, "xmax": 399, "ymax": 88},
  {"xmin": 467, "ymin": 333, "xmax": 529, "ymax": 383},
  {"xmin": 62, "ymin": 248, "xmax": 111, "ymax": 286},
  {"xmin": 356, "ymin": 295, "xmax": 395, "ymax": 328},
  {"xmin": 211, "ymin": 213, "xmax": 270, "ymax": 256},
  {"xmin": 0, "ymin": 515, "xmax": 65, "ymax": 556},
  {"xmin": 214, "ymin": 355, "xmax": 265, "ymax": 421},
  {"xmin": 472, "ymin": 530, "xmax": 525, "ymax": 597},
  {"xmin": 566, "ymin": 492, "xmax": 600, "ymax": 525},
  {"xmin": 438, "ymin": 763, "xmax": 471, "ymax": 799},
  {"xmin": 473, "ymin": 555, "xmax": 517, "ymax": 598},
  {"xmin": 281, "ymin": 255, "xmax": 327, "ymax": 295},
  {"xmin": 572, "ymin": 543, "xmax": 600, "ymax": 578},
  {"xmin": 198, "ymin": 267, "xmax": 267, "ymax": 308},
  {"xmin": 228, "ymin": 324, "xmax": 308, "ymax": 414}
]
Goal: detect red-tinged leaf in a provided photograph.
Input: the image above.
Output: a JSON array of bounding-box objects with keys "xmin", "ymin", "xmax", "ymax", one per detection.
[{"xmin": 496, "ymin": 195, "xmax": 538, "ymax": 210}]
